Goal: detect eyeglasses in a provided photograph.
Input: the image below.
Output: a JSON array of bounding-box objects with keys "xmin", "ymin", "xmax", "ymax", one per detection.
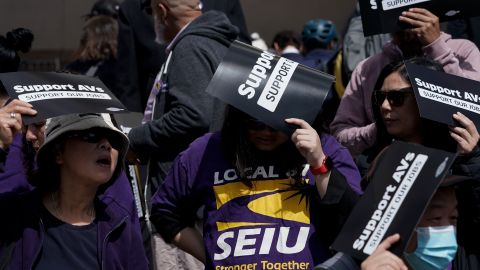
[
  {"xmin": 68, "ymin": 128, "xmax": 122, "ymax": 150},
  {"xmin": 373, "ymin": 87, "xmax": 413, "ymax": 107},
  {"xmin": 245, "ymin": 119, "xmax": 276, "ymax": 131}
]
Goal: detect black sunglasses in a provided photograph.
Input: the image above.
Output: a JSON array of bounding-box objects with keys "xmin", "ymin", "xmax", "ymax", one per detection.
[
  {"xmin": 373, "ymin": 87, "xmax": 413, "ymax": 107},
  {"xmin": 68, "ymin": 128, "xmax": 122, "ymax": 150},
  {"xmin": 245, "ymin": 119, "xmax": 276, "ymax": 132}
]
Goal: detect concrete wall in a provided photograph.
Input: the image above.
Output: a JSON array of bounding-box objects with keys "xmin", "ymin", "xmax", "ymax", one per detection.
[
  {"xmin": 0, "ymin": 0, "xmax": 96, "ymax": 50},
  {"xmin": 1, "ymin": 0, "xmax": 356, "ymax": 51}
]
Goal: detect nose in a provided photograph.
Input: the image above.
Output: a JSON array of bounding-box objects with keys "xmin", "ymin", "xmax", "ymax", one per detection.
[
  {"xmin": 380, "ymin": 96, "xmax": 392, "ymax": 112},
  {"xmin": 99, "ymin": 137, "xmax": 112, "ymax": 150},
  {"xmin": 25, "ymin": 127, "xmax": 37, "ymax": 142}
]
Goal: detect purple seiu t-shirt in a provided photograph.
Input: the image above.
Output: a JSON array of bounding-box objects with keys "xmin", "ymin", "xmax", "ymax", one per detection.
[{"xmin": 152, "ymin": 132, "xmax": 361, "ymax": 269}]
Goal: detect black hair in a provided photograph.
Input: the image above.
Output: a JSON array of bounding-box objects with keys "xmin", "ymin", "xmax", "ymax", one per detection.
[
  {"xmin": 271, "ymin": 30, "xmax": 302, "ymax": 50},
  {"xmin": 0, "ymin": 28, "xmax": 34, "ymax": 73},
  {"xmin": 220, "ymin": 105, "xmax": 306, "ymax": 186},
  {"xmin": 368, "ymin": 57, "xmax": 457, "ymax": 161}
]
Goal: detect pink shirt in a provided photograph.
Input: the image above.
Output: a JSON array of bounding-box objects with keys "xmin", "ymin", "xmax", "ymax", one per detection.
[{"xmin": 330, "ymin": 32, "xmax": 480, "ymax": 156}]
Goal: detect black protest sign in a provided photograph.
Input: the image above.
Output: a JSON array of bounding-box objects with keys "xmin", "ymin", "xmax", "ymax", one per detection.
[
  {"xmin": 359, "ymin": 0, "xmax": 480, "ymax": 36},
  {"xmin": 112, "ymin": 112, "xmax": 143, "ymax": 135},
  {"xmin": 205, "ymin": 41, "xmax": 333, "ymax": 135},
  {"xmin": 406, "ymin": 63, "xmax": 480, "ymax": 128},
  {"xmin": 0, "ymin": 72, "xmax": 127, "ymax": 124},
  {"xmin": 331, "ymin": 141, "xmax": 455, "ymax": 260}
]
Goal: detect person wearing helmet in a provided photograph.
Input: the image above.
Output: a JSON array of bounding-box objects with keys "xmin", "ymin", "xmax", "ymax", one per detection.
[{"xmin": 300, "ymin": 19, "xmax": 338, "ymax": 71}]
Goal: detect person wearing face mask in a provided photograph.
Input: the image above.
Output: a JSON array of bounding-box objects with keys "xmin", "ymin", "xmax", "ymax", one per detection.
[
  {"xmin": 367, "ymin": 57, "xmax": 480, "ymax": 269},
  {"xmin": 330, "ymin": 8, "xmax": 480, "ymax": 157},
  {"xmin": 360, "ymin": 176, "xmax": 469, "ymax": 270}
]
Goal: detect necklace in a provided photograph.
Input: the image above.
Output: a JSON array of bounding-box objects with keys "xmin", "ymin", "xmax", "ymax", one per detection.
[{"xmin": 50, "ymin": 192, "xmax": 96, "ymax": 222}]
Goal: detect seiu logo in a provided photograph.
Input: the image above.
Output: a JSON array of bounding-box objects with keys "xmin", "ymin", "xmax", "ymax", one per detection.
[{"xmin": 371, "ymin": 0, "xmax": 378, "ymax": 9}]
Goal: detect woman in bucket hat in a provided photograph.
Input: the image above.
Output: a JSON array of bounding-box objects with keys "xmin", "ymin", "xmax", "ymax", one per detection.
[{"xmin": 0, "ymin": 113, "xmax": 148, "ymax": 269}]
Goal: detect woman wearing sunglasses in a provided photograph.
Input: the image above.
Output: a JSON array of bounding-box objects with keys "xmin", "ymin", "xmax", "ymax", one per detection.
[
  {"xmin": 370, "ymin": 57, "xmax": 479, "ymax": 158},
  {"xmin": 369, "ymin": 57, "xmax": 480, "ymax": 268},
  {"xmin": 149, "ymin": 105, "xmax": 362, "ymax": 269},
  {"xmin": 0, "ymin": 113, "xmax": 149, "ymax": 269}
]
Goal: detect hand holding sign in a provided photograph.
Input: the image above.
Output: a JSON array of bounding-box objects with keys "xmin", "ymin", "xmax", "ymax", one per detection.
[
  {"xmin": 286, "ymin": 118, "xmax": 325, "ymax": 168},
  {"xmin": 399, "ymin": 8, "xmax": 440, "ymax": 45},
  {"xmin": 0, "ymin": 99, "xmax": 37, "ymax": 149},
  {"xmin": 360, "ymin": 234, "xmax": 408, "ymax": 270},
  {"xmin": 449, "ymin": 112, "xmax": 480, "ymax": 155}
]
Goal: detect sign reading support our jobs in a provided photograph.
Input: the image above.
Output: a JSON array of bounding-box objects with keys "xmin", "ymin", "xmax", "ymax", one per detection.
[
  {"xmin": 205, "ymin": 41, "xmax": 333, "ymax": 135},
  {"xmin": 406, "ymin": 63, "xmax": 480, "ymax": 128},
  {"xmin": 331, "ymin": 142, "xmax": 455, "ymax": 260},
  {"xmin": 0, "ymin": 72, "xmax": 127, "ymax": 124},
  {"xmin": 360, "ymin": 0, "xmax": 480, "ymax": 36}
]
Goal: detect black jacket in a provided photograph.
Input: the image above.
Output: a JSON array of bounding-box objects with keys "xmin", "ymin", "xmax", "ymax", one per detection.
[{"xmin": 128, "ymin": 11, "xmax": 238, "ymax": 202}]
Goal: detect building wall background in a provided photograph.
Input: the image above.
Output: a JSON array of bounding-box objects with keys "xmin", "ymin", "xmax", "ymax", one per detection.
[{"xmin": 0, "ymin": 0, "xmax": 356, "ymax": 66}]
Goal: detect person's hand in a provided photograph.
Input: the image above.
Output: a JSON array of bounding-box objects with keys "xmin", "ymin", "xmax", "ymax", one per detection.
[
  {"xmin": 0, "ymin": 99, "xmax": 37, "ymax": 149},
  {"xmin": 285, "ymin": 118, "xmax": 325, "ymax": 168},
  {"xmin": 449, "ymin": 112, "xmax": 480, "ymax": 155},
  {"xmin": 399, "ymin": 8, "xmax": 440, "ymax": 45},
  {"xmin": 361, "ymin": 234, "xmax": 408, "ymax": 270}
]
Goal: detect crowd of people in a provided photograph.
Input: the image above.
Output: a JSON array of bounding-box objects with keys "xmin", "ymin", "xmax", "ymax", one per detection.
[{"xmin": 1, "ymin": 0, "xmax": 480, "ymax": 269}]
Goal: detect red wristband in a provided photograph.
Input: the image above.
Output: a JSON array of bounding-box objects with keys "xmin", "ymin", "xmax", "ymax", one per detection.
[{"xmin": 310, "ymin": 156, "xmax": 332, "ymax": 175}]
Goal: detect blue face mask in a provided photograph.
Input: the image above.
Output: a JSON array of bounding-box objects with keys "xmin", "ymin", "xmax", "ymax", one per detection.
[{"xmin": 404, "ymin": 225, "xmax": 458, "ymax": 270}]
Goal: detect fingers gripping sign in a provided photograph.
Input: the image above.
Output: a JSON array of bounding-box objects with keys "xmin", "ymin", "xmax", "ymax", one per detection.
[
  {"xmin": 0, "ymin": 99, "xmax": 37, "ymax": 149},
  {"xmin": 361, "ymin": 234, "xmax": 408, "ymax": 270},
  {"xmin": 450, "ymin": 112, "xmax": 480, "ymax": 155},
  {"xmin": 399, "ymin": 8, "xmax": 440, "ymax": 45},
  {"xmin": 285, "ymin": 118, "xmax": 325, "ymax": 168}
]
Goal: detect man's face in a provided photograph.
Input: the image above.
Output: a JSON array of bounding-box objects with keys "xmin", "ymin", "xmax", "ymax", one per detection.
[
  {"xmin": 405, "ymin": 187, "xmax": 458, "ymax": 252},
  {"xmin": 392, "ymin": 31, "xmax": 423, "ymax": 58}
]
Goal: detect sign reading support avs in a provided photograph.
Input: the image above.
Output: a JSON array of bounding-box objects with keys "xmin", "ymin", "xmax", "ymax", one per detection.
[
  {"xmin": 0, "ymin": 72, "xmax": 127, "ymax": 124},
  {"xmin": 331, "ymin": 142, "xmax": 455, "ymax": 260},
  {"xmin": 406, "ymin": 63, "xmax": 480, "ymax": 128},
  {"xmin": 359, "ymin": 0, "xmax": 480, "ymax": 36},
  {"xmin": 205, "ymin": 41, "xmax": 333, "ymax": 134}
]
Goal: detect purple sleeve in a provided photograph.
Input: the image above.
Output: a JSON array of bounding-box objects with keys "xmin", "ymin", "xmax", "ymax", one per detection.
[
  {"xmin": 0, "ymin": 134, "xmax": 33, "ymax": 197},
  {"xmin": 321, "ymin": 134, "xmax": 363, "ymax": 194},
  {"xmin": 150, "ymin": 150, "xmax": 199, "ymax": 242}
]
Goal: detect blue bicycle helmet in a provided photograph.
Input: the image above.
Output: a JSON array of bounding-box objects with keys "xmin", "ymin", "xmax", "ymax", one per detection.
[{"xmin": 302, "ymin": 19, "xmax": 337, "ymax": 49}]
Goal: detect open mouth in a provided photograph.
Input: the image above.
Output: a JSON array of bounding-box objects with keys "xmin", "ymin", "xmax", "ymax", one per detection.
[{"xmin": 96, "ymin": 155, "xmax": 112, "ymax": 167}]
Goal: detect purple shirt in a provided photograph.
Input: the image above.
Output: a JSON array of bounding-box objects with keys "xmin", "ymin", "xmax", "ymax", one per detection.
[{"xmin": 152, "ymin": 132, "xmax": 361, "ymax": 269}]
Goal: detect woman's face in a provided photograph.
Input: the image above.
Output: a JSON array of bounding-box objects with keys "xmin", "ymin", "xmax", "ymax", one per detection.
[
  {"xmin": 378, "ymin": 71, "xmax": 422, "ymax": 143},
  {"xmin": 56, "ymin": 130, "xmax": 119, "ymax": 187},
  {"xmin": 246, "ymin": 119, "xmax": 289, "ymax": 151}
]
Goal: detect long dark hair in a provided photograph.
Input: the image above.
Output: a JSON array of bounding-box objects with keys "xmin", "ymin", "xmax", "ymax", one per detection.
[
  {"xmin": 220, "ymin": 106, "xmax": 306, "ymax": 186},
  {"xmin": 369, "ymin": 57, "xmax": 456, "ymax": 161}
]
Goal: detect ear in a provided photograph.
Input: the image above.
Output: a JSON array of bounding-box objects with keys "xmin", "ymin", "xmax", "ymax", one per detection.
[{"xmin": 158, "ymin": 1, "xmax": 169, "ymax": 23}]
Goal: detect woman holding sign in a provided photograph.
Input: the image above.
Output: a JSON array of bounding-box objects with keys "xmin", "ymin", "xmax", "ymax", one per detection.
[
  {"xmin": 150, "ymin": 105, "xmax": 361, "ymax": 269},
  {"xmin": 370, "ymin": 57, "xmax": 480, "ymax": 157},
  {"xmin": 368, "ymin": 57, "xmax": 480, "ymax": 269},
  {"xmin": 0, "ymin": 113, "xmax": 149, "ymax": 269}
]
